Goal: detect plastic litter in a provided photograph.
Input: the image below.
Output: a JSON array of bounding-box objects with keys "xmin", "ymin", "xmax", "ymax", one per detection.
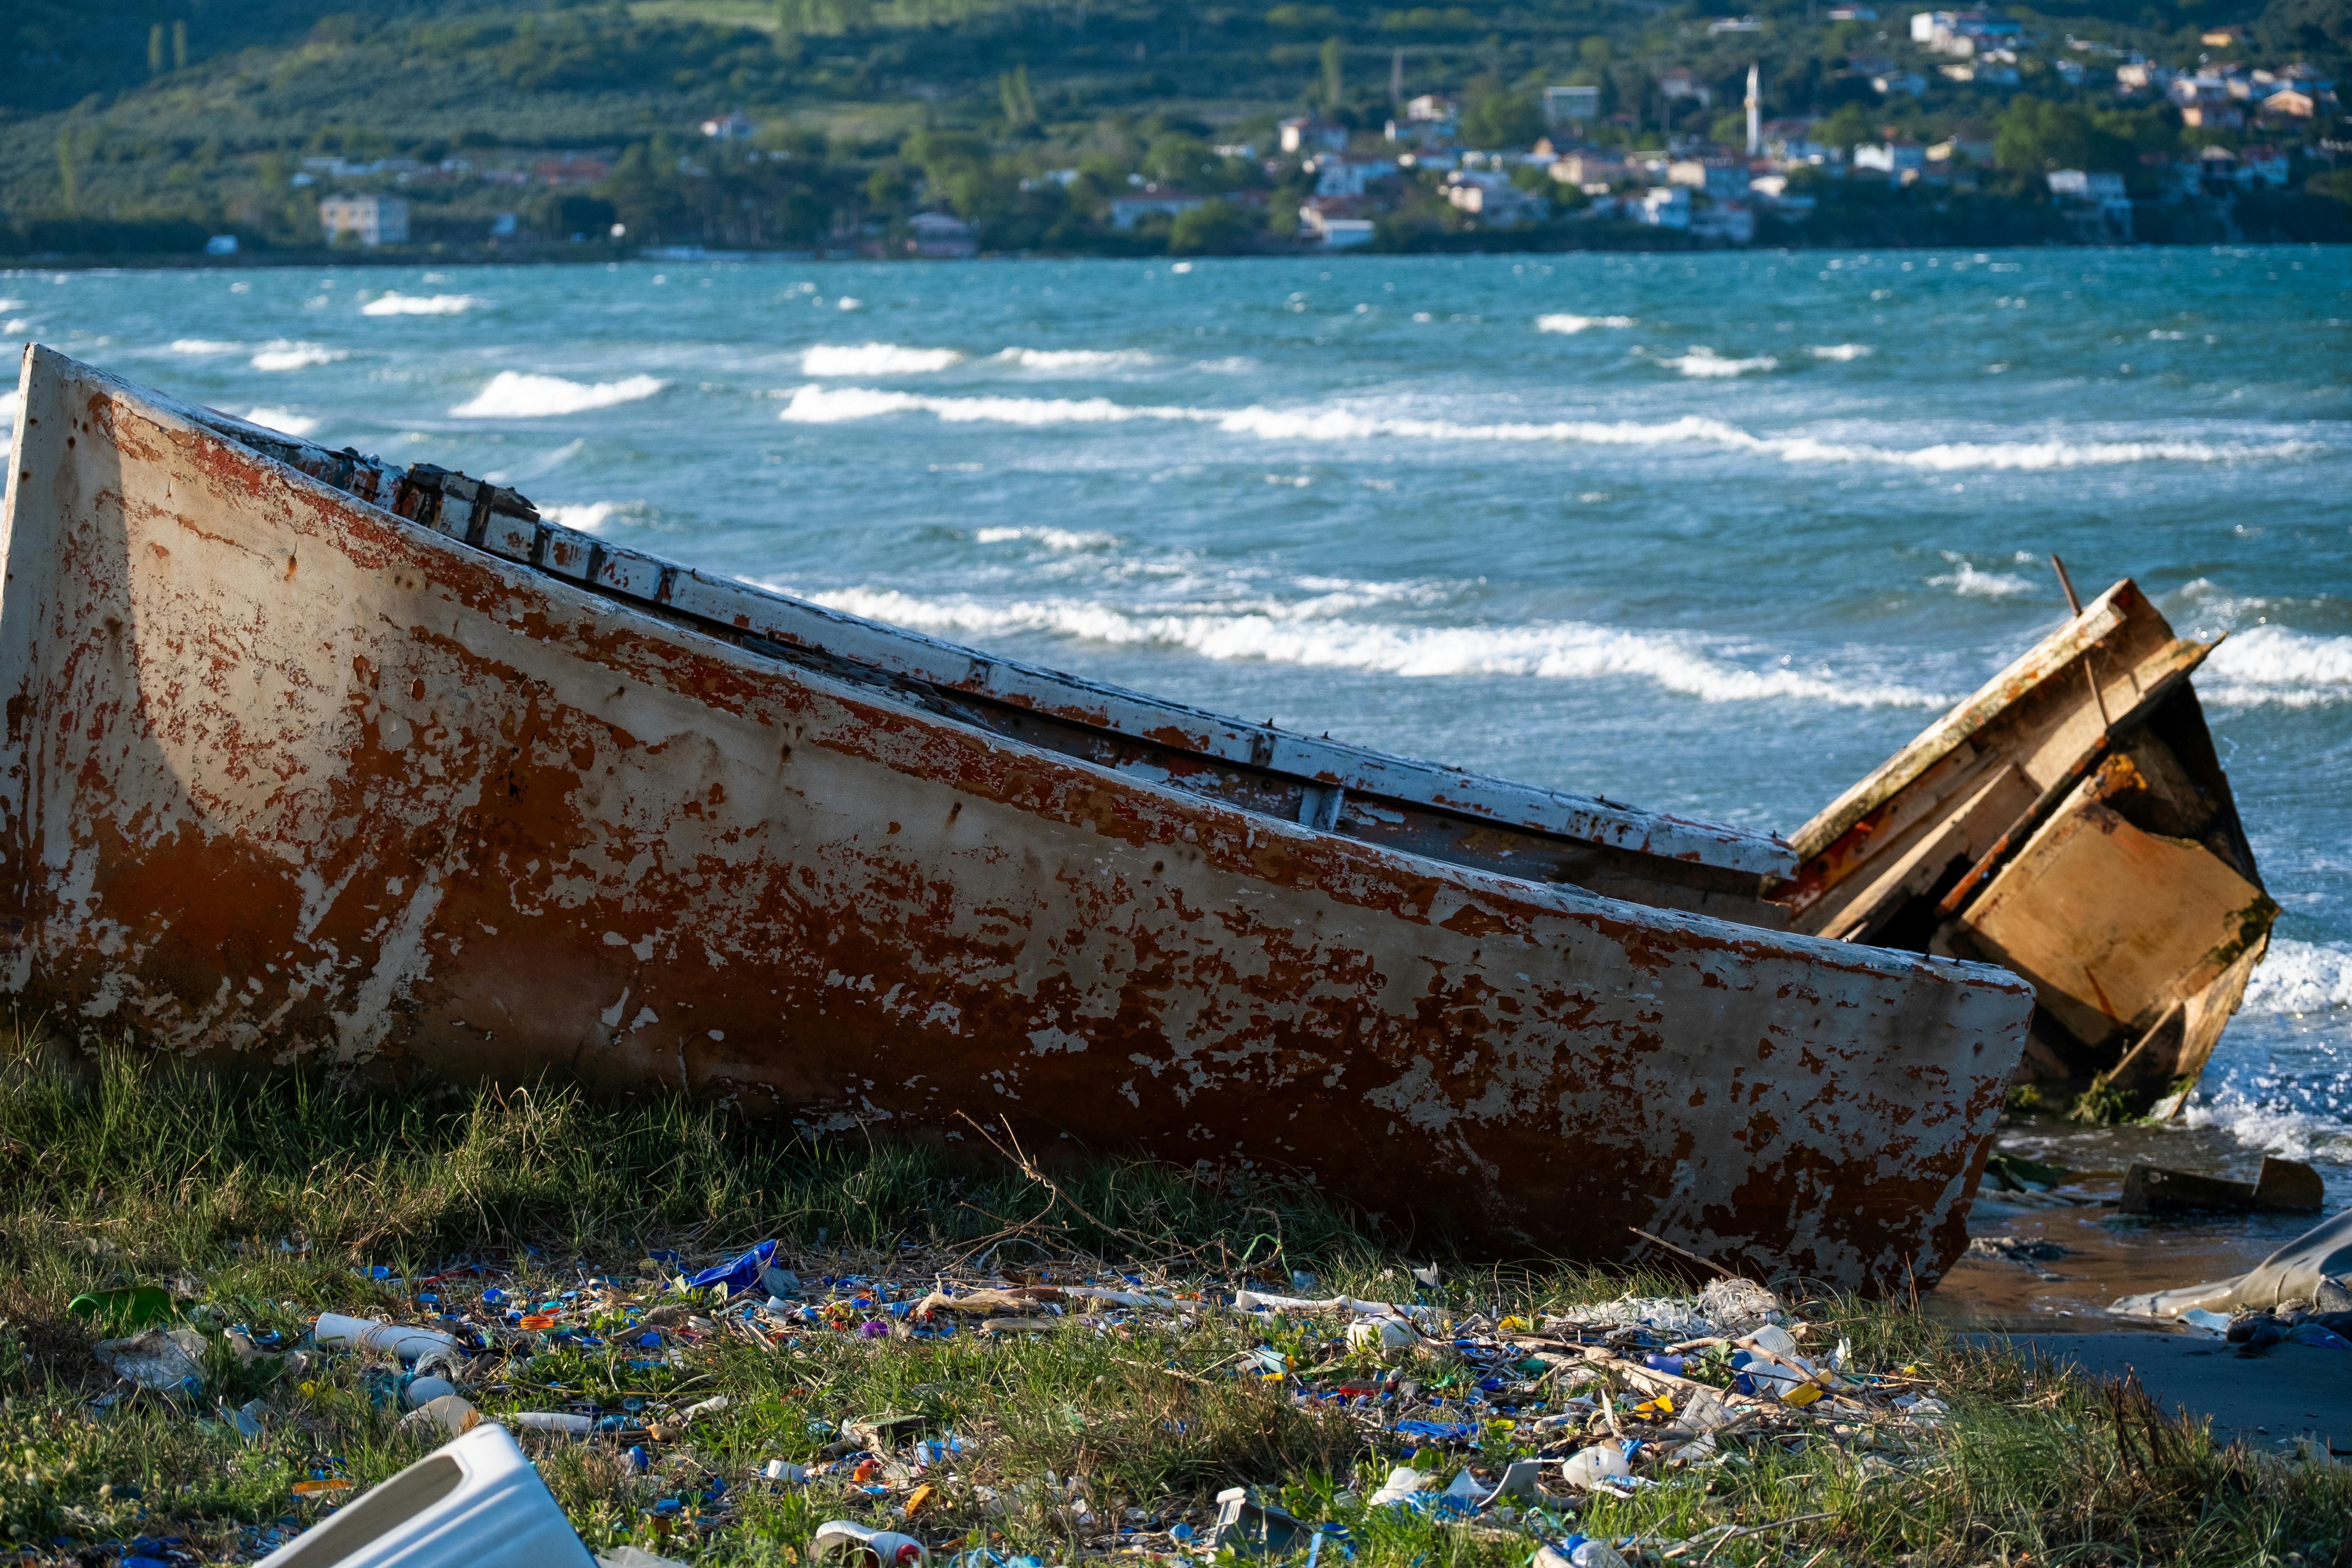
[
  {"xmin": 401, "ymin": 1393, "xmax": 483, "ymax": 1437},
  {"xmin": 596, "ymin": 1550, "xmax": 694, "ymax": 1568},
  {"xmin": 313, "ymin": 1313, "xmax": 462, "ymax": 1363},
  {"xmin": 1560, "ymin": 1442, "xmax": 1631, "ymax": 1490},
  {"xmin": 404, "ymin": 1375, "xmax": 459, "ymax": 1410},
  {"xmin": 2111, "ymin": 1205, "xmax": 2352, "ymax": 1318},
  {"xmin": 684, "ymin": 1239, "xmax": 779, "ymax": 1298},
  {"xmin": 812, "ymin": 1521, "xmax": 929, "ymax": 1566},
  {"xmin": 764, "ymin": 1459, "xmax": 808, "ymax": 1482},
  {"xmin": 1211, "ymin": 1486, "xmax": 1311, "ymax": 1557},
  {"xmin": 253, "ymin": 1423, "xmax": 594, "ymax": 1568},
  {"xmin": 1539, "ymin": 1534, "xmax": 1632, "ymax": 1568},
  {"xmin": 1367, "ymin": 1465, "xmax": 1436, "ymax": 1507},
  {"xmin": 1479, "ymin": 1459, "xmax": 1546, "ymax": 1506},
  {"xmin": 94, "ymin": 1327, "xmax": 209, "ymax": 1397},
  {"xmin": 514, "ymin": 1412, "xmax": 597, "ymax": 1435},
  {"xmin": 1346, "ymin": 1317, "xmax": 1420, "ymax": 1352},
  {"xmin": 68, "ymin": 1285, "xmax": 176, "ymax": 1333}
]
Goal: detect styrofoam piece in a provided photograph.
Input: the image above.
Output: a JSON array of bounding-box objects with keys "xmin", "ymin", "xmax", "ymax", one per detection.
[
  {"xmin": 254, "ymin": 1423, "xmax": 593, "ymax": 1568},
  {"xmin": 314, "ymin": 1313, "xmax": 461, "ymax": 1363}
]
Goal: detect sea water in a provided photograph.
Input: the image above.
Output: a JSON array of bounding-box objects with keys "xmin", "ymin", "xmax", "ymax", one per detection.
[{"xmin": 4, "ymin": 248, "xmax": 2348, "ymax": 1312}]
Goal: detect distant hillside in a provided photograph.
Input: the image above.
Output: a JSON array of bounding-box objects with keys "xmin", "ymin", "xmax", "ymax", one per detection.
[{"xmin": 1, "ymin": 0, "xmax": 2341, "ymax": 256}]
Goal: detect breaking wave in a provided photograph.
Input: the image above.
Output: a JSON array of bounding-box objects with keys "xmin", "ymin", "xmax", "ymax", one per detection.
[
  {"xmin": 2242, "ymin": 939, "xmax": 2352, "ymax": 1015},
  {"xmin": 784, "ymin": 585, "xmax": 1948, "ymax": 708},
  {"xmin": 169, "ymin": 338, "xmax": 242, "ymax": 355},
  {"xmin": 1537, "ymin": 314, "xmax": 1637, "ymax": 334},
  {"xmin": 972, "ymin": 526, "xmax": 1119, "ymax": 550},
  {"xmin": 361, "ymin": 292, "xmax": 483, "ymax": 316},
  {"xmin": 242, "ymin": 406, "xmax": 320, "ymax": 436},
  {"xmin": 2202, "ymin": 623, "xmax": 2352, "ymax": 708},
  {"xmin": 0, "ymin": 389, "xmax": 18, "ymax": 430},
  {"xmin": 779, "ymin": 387, "xmax": 2321, "ymax": 474},
  {"xmin": 2181, "ymin": 1086, "xmax": 2352, "ymax": 1164},
  {"xmin": 1809, "ymin": 343, "xmax": 1874, "ymax": 360},
  {"xmin": 1929, "ymin": 556, "xmax": 2037, "ymax": 598},
  {"xmin": 802, "ymin": 343, "xmax": 965, "ymax": 376},
  {"xmin": 545, "ymin": 502, "xmax": 622, "ymax": 531},
  {"xmin": 250, "ymin": 340, "xmax": 345, "ymax": 371},
  {"xmin": 1658, "ymin": 346, "xmax": 1779, "ymax": 377},
  {"xmin": 994, "ymin": 347, "xmax": 1158, "ymax": 370},
  {"xmin": 451, "ymin": 371, "xmax": 665, "ymax": 418},
  {"xmin": 779, "ymin": 386, "xmax": 1196, "ymax": 427}
]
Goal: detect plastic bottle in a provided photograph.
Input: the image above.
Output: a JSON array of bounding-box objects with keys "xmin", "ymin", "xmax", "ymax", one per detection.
[{"xmin": 1537, "ymin": 1536, "xmax": 1630, "ymax": 1568}]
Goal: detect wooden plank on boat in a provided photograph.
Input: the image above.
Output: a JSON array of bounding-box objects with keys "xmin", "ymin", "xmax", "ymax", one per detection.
[
  {"xmin": 0, "ymin": 345, "xmax": 2034, "ymax": 1291},
  {"xmin": 1769, "ymin": 568, "xmax": 2273, "ymax": 1107}
]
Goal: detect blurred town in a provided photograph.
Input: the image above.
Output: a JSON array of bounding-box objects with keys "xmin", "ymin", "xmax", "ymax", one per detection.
[{"xmin": 2, "ymin": 0, "xmax": 2347, "ymax": 260}]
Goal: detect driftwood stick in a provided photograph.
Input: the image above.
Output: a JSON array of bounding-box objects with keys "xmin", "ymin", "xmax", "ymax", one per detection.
[{"xmin": 1628, "ymin": 1226, "xmax": 1739, "ymax": 1280}]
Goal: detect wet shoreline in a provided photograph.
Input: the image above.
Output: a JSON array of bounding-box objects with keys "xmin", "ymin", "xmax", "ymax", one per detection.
[{"xmin": 1928, "ymin": 1111, "xmax": 2349, "ymax": 1333}]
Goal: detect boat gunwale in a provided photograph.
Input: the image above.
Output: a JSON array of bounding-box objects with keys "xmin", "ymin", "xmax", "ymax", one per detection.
[{"xmin": 130, "ymin": 362, "xmax": 1793, "ymax": 881}]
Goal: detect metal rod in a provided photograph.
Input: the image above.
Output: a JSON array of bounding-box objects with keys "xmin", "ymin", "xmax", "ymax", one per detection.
[
  {"xmin": 2050, "ymin": 552, "xmax": 2083, "ymax": 616},
  {"xmin": 2049, "ymin": 553, "xmax": 2110, "ymax": 729}
]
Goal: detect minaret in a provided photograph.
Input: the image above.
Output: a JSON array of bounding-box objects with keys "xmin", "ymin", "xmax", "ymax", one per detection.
[{"xmin": 1745, "ymin": 63, "xmax": 1761, "ymax": 155}]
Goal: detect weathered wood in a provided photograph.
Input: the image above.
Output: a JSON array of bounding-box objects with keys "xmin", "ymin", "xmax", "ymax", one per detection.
[{"xmin": 0, "ymin": 346, "xmax": 2034, "ymax": 1291}]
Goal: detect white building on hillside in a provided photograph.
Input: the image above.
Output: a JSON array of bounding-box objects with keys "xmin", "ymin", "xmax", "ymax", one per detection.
[{"xmin": 319, "ymin": 193, "xmax": 409, "ymax": 247}]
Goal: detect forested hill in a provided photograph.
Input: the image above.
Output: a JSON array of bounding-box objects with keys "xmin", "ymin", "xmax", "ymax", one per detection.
[{"xmin": 2, "ymin": 0, "xmax": 2346, "ymax": 255}]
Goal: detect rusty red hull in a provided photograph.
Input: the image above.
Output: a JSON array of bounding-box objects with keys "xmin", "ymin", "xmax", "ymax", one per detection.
[{"xmin": 0, "ymin": 348, "xmax": 2032, "ymax": 1289}]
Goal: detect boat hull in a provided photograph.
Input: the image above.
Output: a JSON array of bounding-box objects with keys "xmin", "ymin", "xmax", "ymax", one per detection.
[{"xmin": 0, "ymin": 348, "xmax": 2032, "ymax": 1289}]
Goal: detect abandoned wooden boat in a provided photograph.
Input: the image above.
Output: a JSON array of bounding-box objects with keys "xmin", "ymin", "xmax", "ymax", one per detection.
[
  {"xmin": 0, "ymin": 346, "xmax": 2032, "ymax": 1289},
  {"xmin": 1767, "ymin": 568, "xmax": 2273, "ymax": 1119}
]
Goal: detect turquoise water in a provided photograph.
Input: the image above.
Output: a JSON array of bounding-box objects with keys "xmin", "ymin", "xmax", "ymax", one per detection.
[{"xmin": 5, "ymin": 247, "xmax": 2350, "ymax": 1211}]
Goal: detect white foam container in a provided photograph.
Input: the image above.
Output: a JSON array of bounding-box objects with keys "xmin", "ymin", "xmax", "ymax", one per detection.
[{"xmin": 255, "ymin": 1423, "xmax": 594, "ymax": 1568}]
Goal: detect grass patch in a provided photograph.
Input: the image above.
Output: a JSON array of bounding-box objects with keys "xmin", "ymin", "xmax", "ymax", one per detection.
[{"xmin": 2, "ymin": 1036, "xmax": 2348, "ymax": 1566}]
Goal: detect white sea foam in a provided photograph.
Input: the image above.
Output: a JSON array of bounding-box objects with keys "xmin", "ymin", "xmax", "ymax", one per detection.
[
  {"xmin": 0, "ymin": 389, "xmax": 18, "ymax": 430},
  {"xmin": 1928, "ymin": 555, "xmax": 2036, "ymax": 599},
  {"xmin": 802, "ymin": 343, "xmax": 965, "ymax": 376},
  {"xmin": 1536, "ymin": 314, "xmax": 1637, "ymax": 334},
  {"xmin": 2202, "ymin": 623, "xmax": 2352, "ymax": 708},
  {"xmin": 1659, "ymin": 346, "xmax": 1780, "ymax": 377},
  {"xmin": 250, "ymin": 340, "xmax": 346, "ymax": 371},
  {"xmin": 1808, "ymin": 343, "xmax": 1875, "ymax": 360},
  {"xmin": 779, "ymin": 385, "xmax": 1199, "ymax": 427},
  {"xmin": 972, "ymin": 525, "xmax": 1118, "ymax": 550},
  {"xmin": 777, "ymin": 386, "xmax": 2325, "ymax": 473},
  {"xmin": 2181, "ymin": 1080, "xmax": 2352, "ymax": 1163},
  {"xmin": 169, "ymin": 338, "xmax": 243, "ymax": 355},
  {"xmin": 993, "ymin": 347, "xmax": 1157, "ymax": 371},
  {"xmin": 546, "ymin": 502, "xmax": 623, "ymax": 532},
  {"xmin": 243, "ymin": 406, "xmax": 320, "ymax": 436},
  {"xmin": 784, "ymin": 585, "xmax": 1947, "ymax": 708},
  {"xmin": 451, "ymin": 371, "xmax": 665, "ymax": 418},
  {"xmin": 2242, "ymin": 939, "xmax": 2352, "ymax": 1015},
  {"xmin": 361, "ymin": 291, "xmax": 484, "ymax": 316}
]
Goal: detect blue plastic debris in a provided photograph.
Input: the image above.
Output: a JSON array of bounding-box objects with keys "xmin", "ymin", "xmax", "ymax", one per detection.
[
  {"xmin": 1644, "ymin": 1354, "xmax": 1686, "ymax": 1377},
  {"xmin": 685, "ymin": 1240, "xmax": 778, "ymax": 1296},
  {"xmin": 1392, "ymin": 1420, "xmax": 1476, "ymax": 1444}
]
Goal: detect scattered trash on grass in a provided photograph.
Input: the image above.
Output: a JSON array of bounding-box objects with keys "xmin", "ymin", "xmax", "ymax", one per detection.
[{"xmin": 58, "ymin": 1236, "xmax": 1981, "ymax": 1564}]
